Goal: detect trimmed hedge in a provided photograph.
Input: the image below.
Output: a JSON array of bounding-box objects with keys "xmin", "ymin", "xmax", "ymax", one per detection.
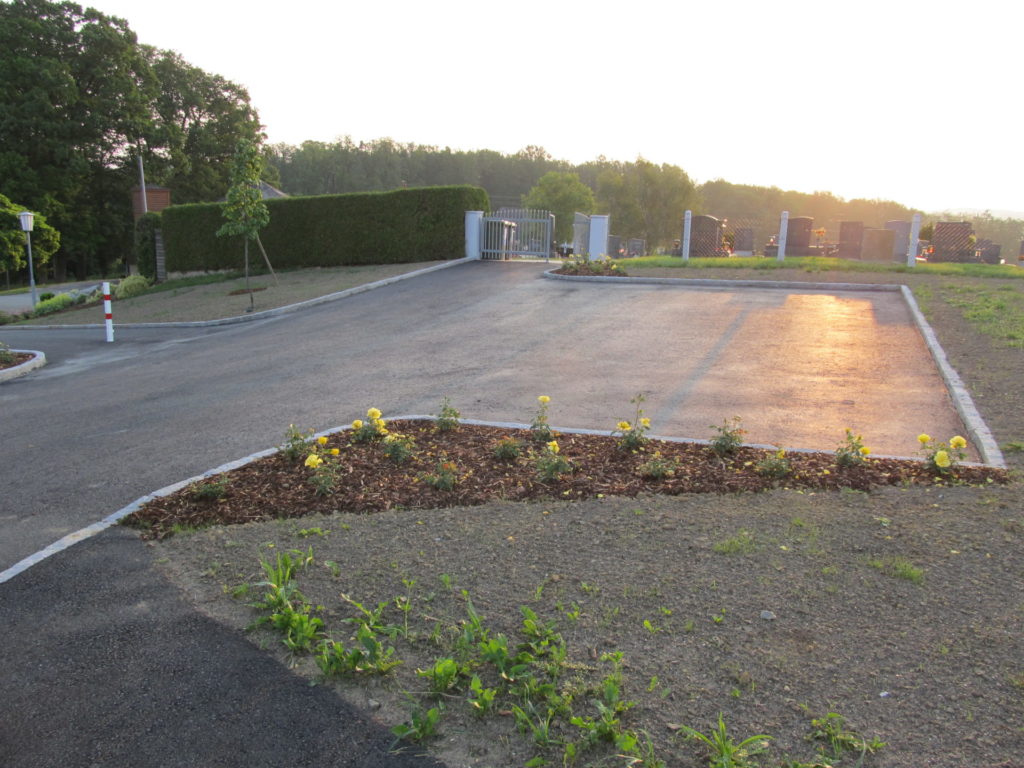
[
  {"xmin": 160, "ymin": 185, "xmax": 489, "ymax": 272},
  {"xmin": 134, "ymin": 211, "xmax": 162, "ymax": 279}
]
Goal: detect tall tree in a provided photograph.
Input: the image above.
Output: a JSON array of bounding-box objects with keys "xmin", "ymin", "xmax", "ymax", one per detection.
[
  {"xmin": 142, "ymin": 47, "xmax": 264, "ymax": 203},
  {"xmin": 595, "ymin": 158, "xmax": 698, "ymax": 247},
  {"xmin": 0, "ymin": 192, "xmax": 60, "ymax": 274},
  {"xmin": 0, "ymin": 0, "xmax": 153, "ymax": 278},
  {"xmin": 522, "ymin": 172, "xmax": 595, "ymax": 242},
  {"xmin": 0, "ymin": 0, "xmax": 264, "ymax": 280}
]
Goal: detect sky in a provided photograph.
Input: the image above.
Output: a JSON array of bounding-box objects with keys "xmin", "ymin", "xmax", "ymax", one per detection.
[{"xmin": 93, "ymin": 0, "xmax": 1021, "ymax": 215}]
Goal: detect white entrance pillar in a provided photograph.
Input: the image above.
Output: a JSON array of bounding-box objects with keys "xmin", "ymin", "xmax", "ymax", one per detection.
[
  {"xmin": 682, "ymin": 210, "xmax": 692, "ymax": 262},
  {"xmin": 777, "ymin": 211, "xmax": 789, "ymax": 262},
  {"xmin": 465, "ymin": 211, "xmax": 483, "ymax": 260},
  {"xmin": 588, "ymin": 215, "xmax": 610, "ymax": 262}
]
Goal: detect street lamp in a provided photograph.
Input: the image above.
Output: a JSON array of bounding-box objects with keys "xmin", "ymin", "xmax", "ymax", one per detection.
[{"xmin": 18, "ymin": 211, "xmax": 37, "ymax": 307}]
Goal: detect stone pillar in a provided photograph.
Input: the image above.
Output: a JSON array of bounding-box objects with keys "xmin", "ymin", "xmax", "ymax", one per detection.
[
  {"xmin": 777, "ymin": 211, "xmax": 789, "ymax": 261},
  {"xmin": 588, "ymin": 215, "xmax": 610, "ymax": 261},
  {"xmin": 465, "ymin": 211, "xmax": 483, "ymax": 260}
]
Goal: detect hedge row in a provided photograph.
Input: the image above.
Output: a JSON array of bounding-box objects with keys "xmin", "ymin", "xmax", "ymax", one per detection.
[{"xmin": 157, "ymin": 185, "xmax": 489, "ymax": 273}]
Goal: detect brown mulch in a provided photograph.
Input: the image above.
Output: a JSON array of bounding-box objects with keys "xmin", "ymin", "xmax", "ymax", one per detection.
[
  {"xmin": 126, "ymin": 421, "xmax": 1005, "ymax": 538},
  {"xmin": 0, "ymin": 351, "xmax": 33, "ymax": 370}
]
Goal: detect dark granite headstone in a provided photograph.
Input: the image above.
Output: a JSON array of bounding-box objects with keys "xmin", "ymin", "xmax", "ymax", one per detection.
[
  {"xmin": 733, "ymin": 228, "xmax": 754, "ymax": 255},
  {"xmin": 838, "ymin": 221, "xmax": 864, "ymax": 259},
  {"xmin": 787, "ymin": 217, "xmax": 813, "ymax": 251},
  {"xmin": 932, "ymin": 221, "xmax": 975, "ymax": 262},
  {"xmin": 861, "ymin": 228, "xmax": 896, "ymax": 261},
  {"xmin": 690, "ymin": 215, "xmax": 722, "ymax": 258},
  {"xmin": 885, "ymin": 220, "xmax": 912, "ymax": 260}
]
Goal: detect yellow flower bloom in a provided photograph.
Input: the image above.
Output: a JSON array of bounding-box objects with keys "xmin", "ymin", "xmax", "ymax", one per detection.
[
  {"xmin": 367, "ymin": 407, "xmax": 382, "ymax": 420},
  {"xmin": 640, "ymin": 417, "xmax": 651, "ymax": 428},
  {"xmin": 352, "ymin": 419, "xmax": 363, "ymax": 430},
  {"xmin": 304, "ymin": 454, "xmax": 323, "ymax": 469},
  {"xmin": 329, "ymin": 448, "xmax": 340, "ymax": 456},
  {"xmin": 373, "ymin": 418, "xmax": 385, "ymax": 428},
  {"xmin": 317, "ymin": 436, "xmax": 328, "ymax": 446},
  {"xmin": 617, "ymin": 421, "xmax": 631, "ymax": 431},
  {"xmin": 950, "ymin": 435, "xmax": 967, "ymax": 449},
  {"xmin": 547, "ymin": 441, "xmax": 559, "ymax": 454},
  {"xmin": 918, "ymin": 433, "xmax": 931, "ymax": 444},
  {"xmin": 934, "ymin": 450, "xmax": 951, "ymax": 468},
  {"xmin": 538, "ymin": 395, "xmax": 550, "ymax": 404},
  {"xmin": 859, "ymin": 446, "xmax": 871, "ymax": 456}
]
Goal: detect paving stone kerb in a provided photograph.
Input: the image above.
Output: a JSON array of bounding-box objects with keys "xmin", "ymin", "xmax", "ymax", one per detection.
[
  {"xmin": 543, "ymin": 268, "xmax": 1004, "ymax": 469},
  {"xmin": 0, "ymin": 349, "xmax": 46, "ymax": 383}
]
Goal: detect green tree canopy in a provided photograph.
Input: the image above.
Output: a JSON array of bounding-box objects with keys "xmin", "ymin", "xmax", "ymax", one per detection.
[
  {"xmin": 0, "ymin": 0, "xmax": 263, "ymax": 279},
  {"xmin": 590, "ymin": 158, "xmax": 698, "ymax": 247},
  {"xmin": 0, "ymin": 193, "xmax": 60, "ymax": 272},
  {"xmin": 522, "ymin": 172, "xmax": 595, "ymax": 242}
]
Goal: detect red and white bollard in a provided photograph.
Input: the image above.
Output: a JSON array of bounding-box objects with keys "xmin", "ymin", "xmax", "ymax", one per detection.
[{"xmin": 102, "ymin": 281, "xmax": 114, "ymax": 342}]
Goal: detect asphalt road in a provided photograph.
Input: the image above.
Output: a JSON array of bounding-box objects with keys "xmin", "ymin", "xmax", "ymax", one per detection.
[{"xmin": 0, "ymin": 261, "xmax": 971, "ymax": 766}]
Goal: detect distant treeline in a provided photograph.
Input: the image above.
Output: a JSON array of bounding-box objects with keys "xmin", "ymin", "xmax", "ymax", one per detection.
[{"xmin": 265, "ymin": 139, "xmax": 1024, "ymax": 252}]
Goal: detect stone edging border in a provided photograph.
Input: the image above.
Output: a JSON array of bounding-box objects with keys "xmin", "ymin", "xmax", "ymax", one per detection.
[
  {"xmin": 543, "ymin": 268, "xmax": 1006, "ymax": 469},
  {"xmin": 7, "ymin": 258, "xmax": 476, "ymax": 331},
  {"xmin": 0, "ymin": 350, "xmax": 46, "ymax": 383},
  {"xmin": 0, "ymin": 414, "xmax": 993, "ymax": 585}
]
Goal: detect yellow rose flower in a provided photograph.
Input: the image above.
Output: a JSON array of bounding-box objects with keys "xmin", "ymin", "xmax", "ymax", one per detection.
[
  {"xmin": 367, "ymin": 407, "xmax": 382, "ymax": 420},
  {"xmin": 538, "ymin": 395, "xmax": 550, "ymax": 404},
  {"xmin": 617, "ymin": 421, "xmax": 631, "ymax": 431},
  {"xmin": 304, "ymin": 454, "xmax": 323, "ymax": 469},
  {"xmin": 859, "ymin": 446, "xmax": 871, "ymax": 456},
  {"xmin": 950, "ymin": 435, "xmax": 967, "ymax": 449},
  {"xmin": 352, "ymin": 419, "xmax": 363, "ymax": 430},
  {"xmin": 317, "ymin": 436, "xmax": 328, "ymax": 446},
  {"xmin": 934, "ymin": 450, "xmax": 951, "ymax": 468},
  {"xmin": 640, "ymin": 417, "xmax": 651, "ymax": 428},
  {"xmin": 918, "ymin": 433, "xmax": 931, "ymax": 445},
  {"xmin": 330, "ymin": 448, "xmax": 340, "ymax": 456},
  {"xmin": 547, "ymin": 441, "xmax": 559, "ymax": 454}
]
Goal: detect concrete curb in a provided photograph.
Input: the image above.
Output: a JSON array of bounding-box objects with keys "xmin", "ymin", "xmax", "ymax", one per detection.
[
  {"xmin": 547, "ymin": 268, "xmax": 1006, "ymax": 470},
  {"xmin": 7, "ymin": 258, "xmax": 475, "ymax": 331},
  {"xmin": 1, "ymin": 414, "xmax": 989, "ymax": 585},
  {"xmin": 0, "ymin": 349, "xmax": 46, "ymax": 383},
  {"xmin": 900, "ymin": 285, "xmax": 1005, "ymax": 468},
  {"xmin": 542, "ymin": 268, "xmax": 902, "ymax": 293}
]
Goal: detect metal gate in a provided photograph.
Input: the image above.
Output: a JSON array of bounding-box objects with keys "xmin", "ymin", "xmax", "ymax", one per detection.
[{"xmin": 481, "ymin": 208, "xmax": 555, "ymax": 260}]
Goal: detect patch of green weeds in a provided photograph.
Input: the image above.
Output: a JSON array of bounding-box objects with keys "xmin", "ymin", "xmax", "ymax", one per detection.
[
  {"xmin": 676, "ymin": 712, "xmax": 770, "ymax": 768},
  {"xmin": 867, "ymin": 555, "xmax": 925, "ymax": 584},
  {"xmin": 713, "ymin": 529, "xmax": 759, "ymax": 555},
  {"xmin": 391, "ymin": 701, "xmax": 442, "ymax": 744},
  {"xmin": 809, "ymin": 712, "xmax": 886, "ymax": 761},
  {"xmin": 190, "ymin": 476, "xmax": 230, "ymax": 501}
]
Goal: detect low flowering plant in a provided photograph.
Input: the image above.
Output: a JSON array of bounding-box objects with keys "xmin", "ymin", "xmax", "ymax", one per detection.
[
  {"xmin": 351, "ymin": 407, "xmax": 389, "ymax": 443},
  {"xmin": 835, "ymin": 429, "xmax": 871, "ymax": 469},
  {"xmin": 613, "ymin": 393, "xmax": 651, "ymax": 450},
  {"xmin": 532, "ymin": 439, "xmax": 572, "ymax": 482},
  {"xmin": 919, "ymin": 433, "xmax": 968, "ymax": 474},
  {"xmin": 530, "ymin": 395, "xmax": 554, "ymax": 442}
]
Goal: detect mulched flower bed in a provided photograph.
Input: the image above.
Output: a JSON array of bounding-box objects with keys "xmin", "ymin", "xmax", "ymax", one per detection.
[
  {"xmin": 125, "ymin": 420, "xmax": 1007, "ymax": 538},
  {"xmin": 0, "ymin": 351, "xmax": 33, "ymax": 370}
]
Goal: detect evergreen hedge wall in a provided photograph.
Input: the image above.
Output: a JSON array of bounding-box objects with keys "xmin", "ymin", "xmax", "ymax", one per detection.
[{"xmin": 160, "ymin": 185, "xmax": 489, "ymax": 272}]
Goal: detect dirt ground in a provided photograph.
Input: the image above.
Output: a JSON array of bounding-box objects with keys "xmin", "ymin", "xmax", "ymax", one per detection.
[
  {"xmin": 13, "ymin": 261, "xmax": 447, "ymax": 324},
  {"xmin": 147, "ymin": 265, "xmax": 1024, "ymax": 768}
]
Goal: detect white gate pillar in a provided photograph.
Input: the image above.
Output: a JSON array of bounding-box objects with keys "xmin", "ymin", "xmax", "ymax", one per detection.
[
  {"xmin": 588, "ymin": 215, "xmax": 610, "ymax": 262},
  {"xmin": 465, "ymin": 211, "xmax": 483, "ymax": 260},
  {"xmin": 906, "ymin": 213, "xmax": 922, "ymax": 267},
  {"xmin": 681, "ymin": 210, "xmax": 692, "ymax": 262},
  {"xmin": 777, "ymin": 211, "xmax": 789, "ymax": 262}
]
